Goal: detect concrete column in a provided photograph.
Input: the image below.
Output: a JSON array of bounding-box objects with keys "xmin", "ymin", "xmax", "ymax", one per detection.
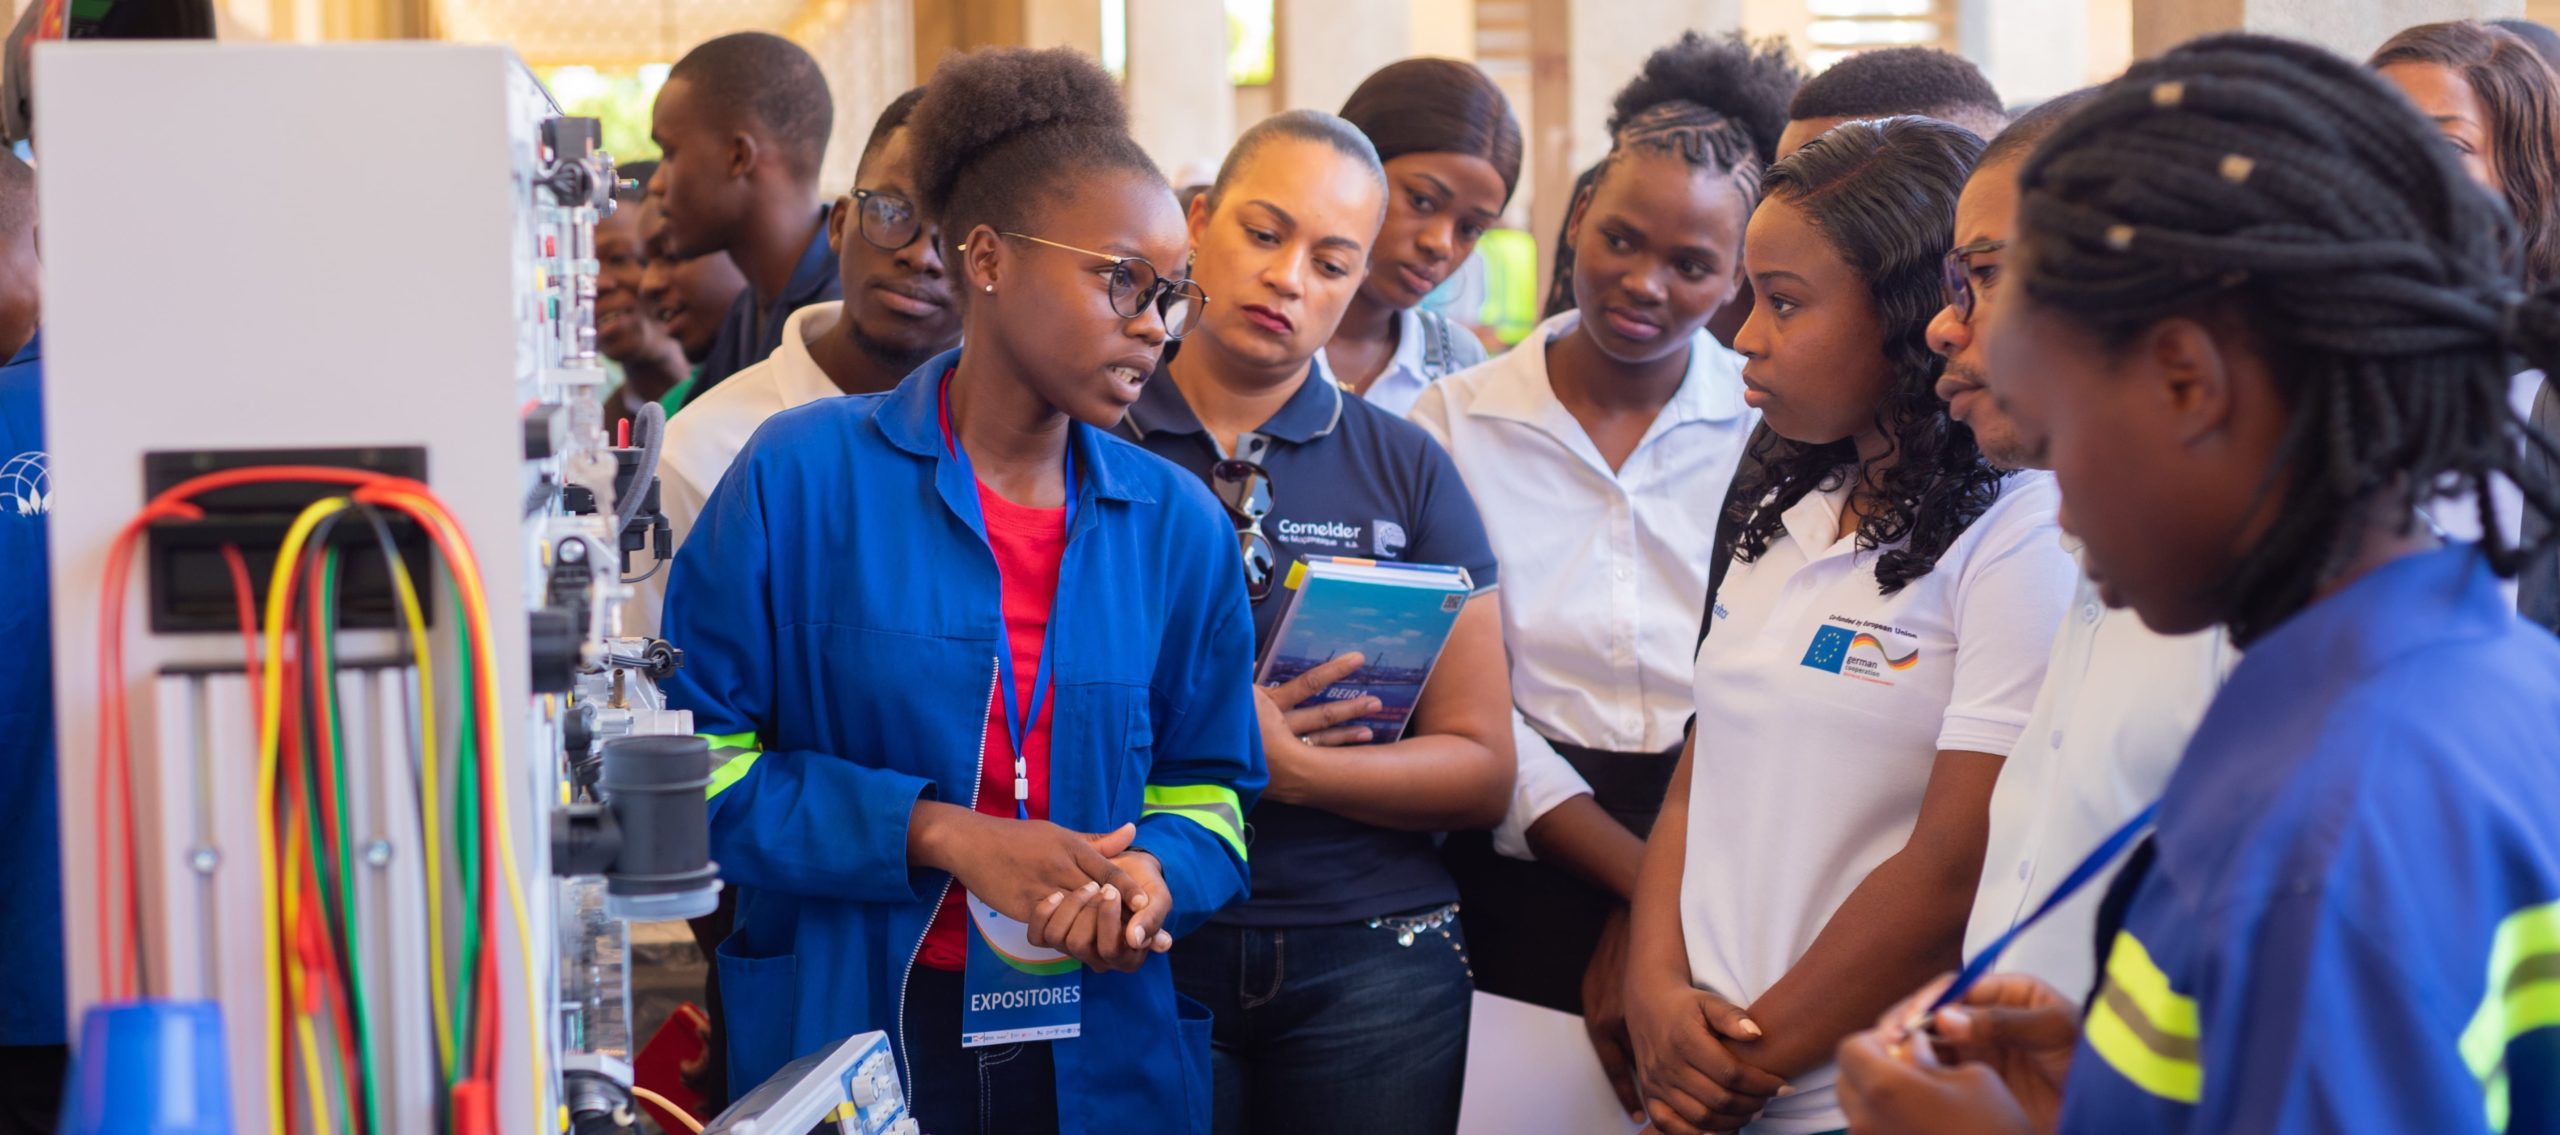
[
  {"xmin": 792, "ymin": 0, "xmax": 914, "ymax": 198},
  {"xmin": 2134, "ymin": 0, "xmax": 2521, "ymax": 61},
  {"xmin": 1278, "ymin": 0, "xmax": 1412, "ymax": 112},
  {"xmin": 1963, "ymin": 0, "xmax": 2089, "ymax": 103},
  {"xmin": 913, "ymin": 0, "xmax": 1103, "ymax": 68},
  {"xmin": 1410, "ymin": 0, "xmax": 1477, "ymax": 61},
  {"xmin": 1025, "ymin": 0, "xmax": 1106, "ymax": 59},
  {"xmin": 1125, "ymin": 0, "xmax": 1233, "ymax": 180},
  {"xmin": 1526, "ymin": 0, "xmax": 1741, "ymax": 293}
]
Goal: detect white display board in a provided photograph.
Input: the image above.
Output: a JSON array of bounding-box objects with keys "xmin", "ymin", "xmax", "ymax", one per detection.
[{"xmin": 42, "ymin": 42, "xmax": 562, "ymax": 1132}]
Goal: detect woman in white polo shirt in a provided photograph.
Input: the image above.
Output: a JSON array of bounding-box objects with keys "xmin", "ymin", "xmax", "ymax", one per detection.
[
  {"xmin": 1621, "ymin": 116, "xmax": 2077, "ymax": 1135},
  {"xmin": 1410, "ymin": 30, "xmax": 1798, "ymax": 1115}
]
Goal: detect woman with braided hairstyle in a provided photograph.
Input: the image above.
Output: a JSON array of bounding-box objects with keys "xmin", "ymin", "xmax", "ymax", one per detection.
[
  {"xmin": 1834, "ymin": 34, "xmax": 2560, "ymax": 1135},
  {"xmin": 1413, "ymin": 30, "xmax": 1797, "ymax": 1118}
]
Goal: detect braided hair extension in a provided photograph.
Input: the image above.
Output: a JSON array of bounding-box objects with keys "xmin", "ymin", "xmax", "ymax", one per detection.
[
  {"xmin": 2013, "ymin": 33, "xmax": 2560, "ymax": 645},
  {"xmin": 1545, "ymin": 33, "xmax": 1803, "ymax": 320},
  {"xmin": 1727, "ymin": 116, "xmax": 2005, "ymax": 596}
]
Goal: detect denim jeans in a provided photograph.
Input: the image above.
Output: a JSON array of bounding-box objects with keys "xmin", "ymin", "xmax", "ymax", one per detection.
[
  {"xmin": 1172, "ymin": 905, "xmax": 1473, "ymax": 1135},
  {"xmin": 899, "ymin": 963, "xmax": 1061, "ymax": 1135}
]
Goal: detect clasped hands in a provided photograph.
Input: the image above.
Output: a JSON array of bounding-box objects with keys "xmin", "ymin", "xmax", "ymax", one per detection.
[
  {"xmin": 1622, "ymin": 972, "xmax": 1790, "ymax": 1134},
  {"xmin": 911, "ymin": 801, "xmax": 1175, "ymax": 973}
]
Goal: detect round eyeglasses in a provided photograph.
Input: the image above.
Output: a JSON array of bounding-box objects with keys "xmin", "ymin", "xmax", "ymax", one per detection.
[
  {"xmin": 1941, "ymin": 238, "xmax": 2007, "ymax": 325},
  {"xmin": 850, "ymin": 188, "xmax": 922, "ymax": 251},
  {"xmin": 988, "ymin": 231, "xmax": 1211, "ymax": 340}
]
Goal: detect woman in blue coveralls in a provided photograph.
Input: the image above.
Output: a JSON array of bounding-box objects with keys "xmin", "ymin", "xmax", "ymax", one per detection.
[
  {"xmin": 657, "ymin": 46, "xmax": 1263, "ymax": 1135},
  {"xmin": 1833, "ymin": 35, "xmax": 2560, "ymax": 1135}
]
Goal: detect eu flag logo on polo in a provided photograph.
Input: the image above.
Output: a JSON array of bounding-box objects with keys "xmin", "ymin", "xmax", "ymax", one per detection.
[{"xmin": 1801, "ymin": 624, "xmax": 1853, "ymax": 673}]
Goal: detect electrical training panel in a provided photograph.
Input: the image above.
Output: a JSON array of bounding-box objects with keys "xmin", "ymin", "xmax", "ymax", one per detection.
[{"xmin": 35, "ymin": 41, "xmax": 902, "ymax": 1134}]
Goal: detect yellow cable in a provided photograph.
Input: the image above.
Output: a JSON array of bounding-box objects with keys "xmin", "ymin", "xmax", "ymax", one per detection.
[
  {"xmin": 380, "ymin": 539, "xmax": 454, "ymax": 1078},
  {"xmin": 256, "ymin": 498, "xmax": 348, "ymax": 1135},
  {"xmin": 629, "ymin": 1086, "xmax": 705, "ymax": 1134},
  {"xmin": 283, "ymin": 814, "xmax": 328, "ymax": 1134},
  {"xmin": 374, "ymin": 490, "xmax": 548, "ymax": 1133}
]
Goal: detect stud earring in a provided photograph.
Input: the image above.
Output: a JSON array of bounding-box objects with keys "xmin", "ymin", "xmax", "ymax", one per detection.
[{"xmin": 983, "ymin": 284, "xmax": 995, "ymax": 293}]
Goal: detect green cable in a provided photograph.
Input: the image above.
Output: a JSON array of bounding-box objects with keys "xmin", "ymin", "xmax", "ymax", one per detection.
[
  {"xmin": 321, "ymin": 551, "xmax": 386, "ymax": 1134},
  {"xmin": 452, "ymin": 585, "xmax": 483, "ymax": 1088},
  {"xmin": 295, "ymin": 541, "xmax": 353, "ymax": 1135}
]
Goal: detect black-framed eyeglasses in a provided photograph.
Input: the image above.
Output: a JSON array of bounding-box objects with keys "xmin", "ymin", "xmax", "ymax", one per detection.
[
  {"xmin": 1210, "ymin": 459, "xmax": 1277, "ymax": 601},
  {"xmin": 1941, "ymin": 238, "xmax": 2007, "ymax": 325},
  {"xmin": 992, "ymin": 231, "xmax": 1210, "ymax": 339},
  {"xmin": 850, "ymin": 188, "xmax": 922, "ymax": 251}
]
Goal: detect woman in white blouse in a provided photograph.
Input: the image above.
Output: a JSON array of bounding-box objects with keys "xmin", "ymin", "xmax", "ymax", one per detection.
[
  {"xmin": 1621, "ymin": 116, "xmax": 2077, "ymax": 1135},
  {"xmin": 1411, "ymin": 31, "xmax": 1799, "ymax": 1116}
]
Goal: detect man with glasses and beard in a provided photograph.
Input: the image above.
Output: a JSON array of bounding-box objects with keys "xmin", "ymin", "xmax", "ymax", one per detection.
[{"xmin": 1923, "ymin": 91, "xmax": 2233, "ymax": 1003}]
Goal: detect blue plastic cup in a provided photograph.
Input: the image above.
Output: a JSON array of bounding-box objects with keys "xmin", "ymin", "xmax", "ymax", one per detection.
[{"xmin": 61, "ymin": 1000, "xmax": 233, "ymax": 1135}]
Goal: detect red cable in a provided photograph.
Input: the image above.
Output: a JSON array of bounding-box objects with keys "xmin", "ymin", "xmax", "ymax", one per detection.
[
  {"xmin": 96, "ymin": 471, "xmax": 503, "ymax": 1103},
  {"xmin": 93, "ymin": 468, "xmax": 427, "ymax": 1001},
  {"xmin": 297, "ymin": 550, "xmax": 363, "ymax": 1108},
  {"xmin": 219, "ymin": 544, "xmax": 261, "ymax": 717},
  {"xmin": 304, "ymin": 562, "xmax": 342, "ymax": 901},
  {"xmin": 354, "ymin": 488, "xmax": 510, "ymax": 1084}
]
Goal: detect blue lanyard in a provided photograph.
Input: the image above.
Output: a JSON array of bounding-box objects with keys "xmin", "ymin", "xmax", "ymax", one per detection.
[
  {"xmin": 942, "ymin": 375, "xmax": 1077, "ymax": 821},
  {"xmin": 1923, "ymin": 800, "xmax": 2160, "ymax": 1020}
]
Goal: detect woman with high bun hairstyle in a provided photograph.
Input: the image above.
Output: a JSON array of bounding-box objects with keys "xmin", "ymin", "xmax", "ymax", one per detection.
[
  {"xmin": 1835, "ymin": 34, "xmax": 2560, "ymax": 1135},
  {"xmin": 1414, "ymin": 30, "xmax": 1797, "ymax": 1118},
  {"xmin": 658, "ymin": 45, "xmax": 1259, "ymax": 1134}
]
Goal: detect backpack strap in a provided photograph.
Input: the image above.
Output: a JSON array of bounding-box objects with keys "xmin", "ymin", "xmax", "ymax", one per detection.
[{"xmin": 1419, "ymin": 310, "xmax": 1457, "ymax": 379}]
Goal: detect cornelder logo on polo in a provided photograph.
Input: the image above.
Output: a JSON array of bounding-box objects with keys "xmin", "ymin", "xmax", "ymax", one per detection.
[
  {"xmin": 1277, "ymin": 517, "xmax": 1363, "ymax": 550},
  {"xmin": 1373, "ymin": 519, "xmax": 1407, "ymax": 557}
]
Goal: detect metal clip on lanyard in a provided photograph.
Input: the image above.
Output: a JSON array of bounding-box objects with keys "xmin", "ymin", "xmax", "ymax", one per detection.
[
  {"xmin": 1916, "ymin": 800, "xmax": 2161, "ymax": 1027},
  {"xmin": 942, "ymin": 374, "xmax": 1078, "ymax": 821}
]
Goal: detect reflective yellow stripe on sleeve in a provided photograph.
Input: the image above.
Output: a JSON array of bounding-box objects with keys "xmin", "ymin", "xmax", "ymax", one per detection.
[
  {"xmin": 2086, "ymin": 930, "xmax": 2204, "ymax": 1104},
  {"xmin": 1141, "ymin": 783, "xmax": 1248, "ymax": 862},
  {"xmin": 700, "ymin": 732, "xmax": 761, "ymax": 799},
  {"xmin": 2463, "ymin": 901, "xmax": 2560, "ymax": 1132}
]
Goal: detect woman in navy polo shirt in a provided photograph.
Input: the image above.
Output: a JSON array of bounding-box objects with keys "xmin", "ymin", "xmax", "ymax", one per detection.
[
  {"xmin": 1621, "ymin": 117, "xmax": 2079, "ymax": 1135},
  {"xmin": 1116, "ymin": 111, "xmax": 1515, "ymax": 1134},
  {"xmin": 1835, "ymin": 35, "xmax": 2560, "ymax": 1135},
  {"xmin": 659, "ymin": 47, "xmax": 1261, "ymax": 1135}
]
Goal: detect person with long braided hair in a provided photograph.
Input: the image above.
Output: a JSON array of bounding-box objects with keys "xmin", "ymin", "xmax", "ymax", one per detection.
[
  {"xmin": 1622, "ymin": 115, "xmax": 2079, "ymax": 1135},
  {"xmin": 1415, "ymin": 31, "xmax": 1794, "ymax": 1120},
  {"xmin": 1835, "ymin": 34, "xmax": 2560, "ymax": 1135}
]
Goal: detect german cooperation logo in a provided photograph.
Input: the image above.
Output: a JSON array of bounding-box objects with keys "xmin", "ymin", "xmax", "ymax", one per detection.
[{"xmin": 1800, "ymin": 619, "xmax": 1919, "ymax": 685}]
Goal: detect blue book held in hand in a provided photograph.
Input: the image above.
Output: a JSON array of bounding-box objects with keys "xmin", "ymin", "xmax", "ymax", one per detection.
[{"xmin": 1254, "ymin": 556, "xmax": 1476, "ymax": 744}]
